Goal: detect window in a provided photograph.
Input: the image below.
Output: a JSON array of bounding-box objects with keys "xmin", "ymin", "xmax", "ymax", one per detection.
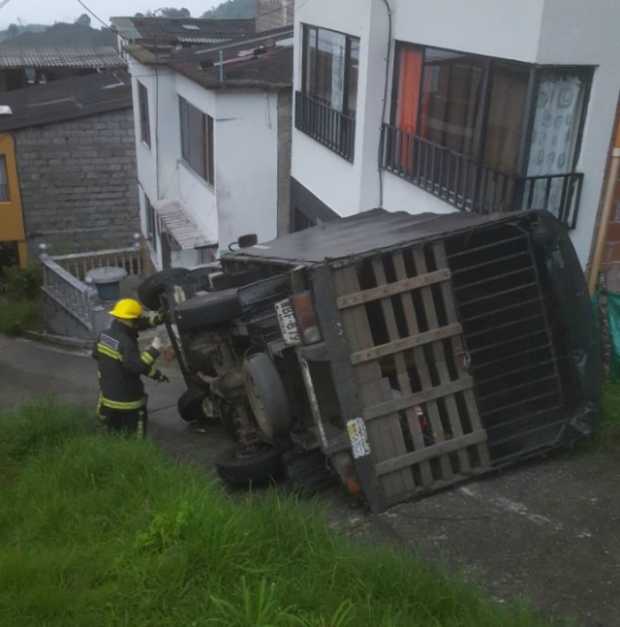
[
  {"xmin": 179, "ymin": 96, "xmax": 214, "ymax": 185},
  {"xmin": 0, "ymin": 155, "xmax": 10, "ymax": 201},
  {"xmin": 385, "ymin": 42, "xmax": 591, "ymax": 226},
  {"xmin": 296, "ymin": 25, "xmax": 359, "ymax": 161},
  {"xmin": 145, "ymin": 193, "xmax": 157, "ymax": 252},
  {"xmin": 302, "ymin": 25, "xmax": 359, "ymax": 116},
  {"xmin": 138, "ymin": 82, "xmax": 151, "ymax": 147}
]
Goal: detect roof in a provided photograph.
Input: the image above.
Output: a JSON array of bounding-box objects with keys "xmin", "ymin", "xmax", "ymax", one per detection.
[
  {"xmin": 130, "ymin": 27, "xmax": 294, "ymax": 91},
  {"xmin": 154, "ymin": 200, "xmax": 213, "ymax": 249},
  {"xmin": 111, "ymin": 16, "xmax": 255, "ymax": 45},
  {"xmin": 0, "ymin": 23, "xmax": 123, "ymax": 69},
  {"xmin": 0, "ymin": 70, "xmax": 132, "ymax": 132},
  {"xmin": 0, "ymin": 48, "xmax": 124, "ymax": 69},
  {"xmin": 228, "ymin": 209, "xmax": 537, "ymax": 266}
]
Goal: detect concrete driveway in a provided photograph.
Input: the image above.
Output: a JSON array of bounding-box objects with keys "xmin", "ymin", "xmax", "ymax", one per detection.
[{"xmin": 0, "ymin": 334, "xmax": 618, "ymax": 627}]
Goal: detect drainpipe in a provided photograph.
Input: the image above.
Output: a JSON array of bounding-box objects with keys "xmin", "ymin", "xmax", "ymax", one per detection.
[
  {"xmin": 377, "ymin": 0, "xmax": 393, "ymax": 209},
  {"xmin": 588, "ymin": 116, "xmax": 620, "ymax": 295}
]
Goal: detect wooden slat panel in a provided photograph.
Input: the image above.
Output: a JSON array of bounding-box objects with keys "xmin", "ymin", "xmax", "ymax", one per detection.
[
  {"xmin": 364, "ymin": 376, "xmax": 474, "ymax": 421},
  {"xmin": 414, "ymin": 245, "xmax": 472, "ymax": 474},
  {"xmin": 337, "ymin": 268, "xmax": 451, "ymax": 309},
  {"xmin": 334, "ymin": 265, "xmax": 415, "ymax": 497},
  {"xmin": 391, "ymin": 251, "xmax": 435, "ymax": 486},
  {"xmin": 350, "ymin": 322, "xmax": 462, "ymax": 365},
  {"xmin": 377, "ymin": 429, "xmax": 488, "ymax": 476},
  {"xmin": 434, "ymin": 243, "xmax": 491, "ymax": 468},
  {"xmin": 370, "ymin": 256, "xmax": 439, "ymax": 491}
]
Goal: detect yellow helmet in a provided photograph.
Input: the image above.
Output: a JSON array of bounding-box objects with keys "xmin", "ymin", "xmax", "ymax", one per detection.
[{"xmin": 109, "ymin": 298, "xmax": 143, "ymax": 320}]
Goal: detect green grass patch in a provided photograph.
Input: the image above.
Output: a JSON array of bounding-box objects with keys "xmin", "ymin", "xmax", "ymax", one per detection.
[{"xmin": 0, "ymin": 402, "xmax": 556, "ymax": 627}]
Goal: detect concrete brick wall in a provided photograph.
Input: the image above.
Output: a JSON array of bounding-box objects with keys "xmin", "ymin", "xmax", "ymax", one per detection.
[
  {"xmin": 15, "ymin": 108, "xmax": 139, "ymax": 256},
  {"xmin": 256, "ymin": 0, "xmax": 294, "ymax": 31},
  {"xmin": 277, "ymin": 89, "xmax": 292, "ymax": 236}
]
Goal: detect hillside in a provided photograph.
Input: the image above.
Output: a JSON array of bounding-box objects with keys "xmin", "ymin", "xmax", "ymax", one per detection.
[
  {"xmin": 203, "ymin": 0, "xmax": 256, "ymax": 19},
  {"xmin": 0, "ymin": 23, "xmax": 47, "ymax": 43}
]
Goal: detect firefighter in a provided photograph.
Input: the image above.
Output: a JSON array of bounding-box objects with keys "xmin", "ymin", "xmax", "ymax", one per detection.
[{"xmin": 93, "ymin": 298, "xmax": 169, "ymax": 438}]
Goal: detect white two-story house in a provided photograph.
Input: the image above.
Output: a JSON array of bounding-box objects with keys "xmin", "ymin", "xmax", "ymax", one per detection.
[
  {"xmin": 126, "ymin": 26, "xmax": 293, "ymax": 269},
  {"xmin": 290, "ymin": 0, "xmax": 620, "ymax": 267}
]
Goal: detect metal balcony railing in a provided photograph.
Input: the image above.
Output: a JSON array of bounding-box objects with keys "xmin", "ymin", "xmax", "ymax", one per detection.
[
  {"xmin": 295, "ymin": 91, "xmax": 356, "ymax": 162},
  {"xmin": 382, "ymin": 124, "xmax": 583, "ymax": 228}
]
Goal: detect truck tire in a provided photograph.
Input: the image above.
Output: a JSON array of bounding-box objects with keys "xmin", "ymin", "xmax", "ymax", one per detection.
[
  {"xmin": 244, "ymin": 353, "xmax": 291, "ymax": 441},
  {"xmin": 138, "ymin": 268, "xmax": 189, "ymax": 310},
  {"xmin": 215, "ymin": 446, "xmax": 283, "ymax": 486},
  {"xmin": 177, "ymin": 386, "xmax": 208, "ymax": 423}
]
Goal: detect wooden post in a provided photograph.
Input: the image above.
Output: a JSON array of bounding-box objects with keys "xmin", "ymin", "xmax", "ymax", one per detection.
[{"xmin": 589, "ymin": 125, "xmax": 620, "ymax": 294}]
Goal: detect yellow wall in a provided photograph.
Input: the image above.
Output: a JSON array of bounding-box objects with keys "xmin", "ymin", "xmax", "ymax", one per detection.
[{"xmin": 0, "ymin": 133, "xmax": 27, "ymax": 267}]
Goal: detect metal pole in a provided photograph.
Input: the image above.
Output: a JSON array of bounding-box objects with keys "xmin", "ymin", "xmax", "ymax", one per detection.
[{"xmin": 219, "ymin": 50, "xmax": 224, "ymax": 82}]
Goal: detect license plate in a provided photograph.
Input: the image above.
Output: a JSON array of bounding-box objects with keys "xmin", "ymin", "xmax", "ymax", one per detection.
[{"xmin": 275, "ymin": 299, "xmax": 301, "ymax": 345}]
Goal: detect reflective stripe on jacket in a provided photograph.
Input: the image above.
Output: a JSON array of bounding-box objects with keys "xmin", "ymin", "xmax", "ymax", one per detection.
[{"xmin": 93, "ymin": 319, "xmax": 160, "ymax": 408}]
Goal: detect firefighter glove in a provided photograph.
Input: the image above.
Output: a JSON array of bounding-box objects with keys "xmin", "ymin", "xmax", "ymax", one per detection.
[{"xmin": 150, "ymin": 335, "xmax": 164, "ymax": 351}]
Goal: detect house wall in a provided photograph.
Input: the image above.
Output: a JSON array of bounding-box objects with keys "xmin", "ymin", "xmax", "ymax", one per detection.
[
  {"xmin": 257, "ymin": 0, "xmax": 295, "ymax": 32},
  {"xmin": 214, "ymin": 90, "xmax": 280, "ymax": 249},
  {"xmin": 536, "ymin": 0, "xmax": 620, "ymax": 265},
  {"xmin": 129, "ymin": 57, "xmax": 283, "ymax": 268},
  {"xmin": 0, "ymin": 134, "xmax": 27, "ymax": 267},
  {"xmin": 277, "ymin": 89, "xmax": 292, "ymax": 235},
  {"xmin": 15, "ymin": 108, "xmax": 139, "ymax": 257},
  {"xmin": 291, "ymin": 0, "xmax": 620, "ymax": 267}
]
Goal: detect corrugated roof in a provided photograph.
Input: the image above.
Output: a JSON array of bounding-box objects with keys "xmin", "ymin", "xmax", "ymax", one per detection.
[
  {"xmin": 111, "ymin": 16, "xmax": 255, "ymax": 44},
  {"xmin": 0, "ymin": 70, "xmax": 132, "ymax": 132},
  {"xmin": 0, "ymin": 47, "xmax": 124, "ymax": 69},
  {"xmin": 154, "ymin": 200, "xmax": 213, "ymax": 249},
  {"xmin": 129, "ymin": 26, "xmax": 294, "ymax": 91}
]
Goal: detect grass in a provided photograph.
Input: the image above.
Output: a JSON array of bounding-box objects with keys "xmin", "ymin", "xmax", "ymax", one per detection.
[{"xmin": 0, "ymin": 401, "xmax": 557, "ymax": 627}]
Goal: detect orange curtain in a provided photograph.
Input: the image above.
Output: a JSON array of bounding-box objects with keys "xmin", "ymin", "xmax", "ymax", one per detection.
[
  {"xmin": 397, "ymin": 47, "xmax": 422, "ymax": 134},
  {"xmin": 395, "ymin": 47, "xmax": 422, "ymax": 175}
]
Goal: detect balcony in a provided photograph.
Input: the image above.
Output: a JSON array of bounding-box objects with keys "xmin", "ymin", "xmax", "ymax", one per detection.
[
  {"xmin": 295, "ymin": 91, "xmax": 356, "ymax": 162},
  {"xmin": 382, "ymin": 124, "xmax": 583, "ymax": 228}
]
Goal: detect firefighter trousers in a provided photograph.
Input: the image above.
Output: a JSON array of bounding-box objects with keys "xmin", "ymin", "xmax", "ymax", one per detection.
[{"xmin": 98, "ymin": 405, "xmax": 148, "ymax": 439}]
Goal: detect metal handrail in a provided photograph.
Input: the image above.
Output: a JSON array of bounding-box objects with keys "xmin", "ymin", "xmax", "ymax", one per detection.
[
  {"xmin": 382, "ymin": 123, "xmax": 584, "ymax": 228},
  {"xmin": 295, "ymin": 91, "xmax": 356, "ymax": 162}
]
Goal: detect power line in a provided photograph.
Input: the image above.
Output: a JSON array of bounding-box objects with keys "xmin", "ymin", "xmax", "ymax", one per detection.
[{"xmin": 76, "ymin": 0, "xmax": 112, "ymax": 30}]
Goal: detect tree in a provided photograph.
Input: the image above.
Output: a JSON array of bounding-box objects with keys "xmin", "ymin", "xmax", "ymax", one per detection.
[
  {"xmin": 6, "ymin": 23, "xmax": 18, "ymax": 38},
  {"xmin": 203, "ymin": 0, "xmax": 256, "ymax": 19},
  {"xmin": 159, "ymin": 7, "xmax": 191, "ymax": 18},
  {"xmin": 75, "ymin": 13, "xmax": 91, "ymax": 27}
]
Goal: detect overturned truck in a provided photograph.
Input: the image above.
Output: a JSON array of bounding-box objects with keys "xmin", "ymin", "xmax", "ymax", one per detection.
[{"xmin": 140, "ymin": 209, "xmax": 600, "ymax": 512}]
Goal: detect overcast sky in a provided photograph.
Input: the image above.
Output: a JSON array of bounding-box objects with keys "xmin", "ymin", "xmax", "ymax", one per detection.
[{"xmin": 0, "ymin": 1, "xmax": 222, "ymax": 29}]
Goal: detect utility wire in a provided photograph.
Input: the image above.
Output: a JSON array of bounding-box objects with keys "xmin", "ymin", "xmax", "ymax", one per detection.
[{"xmin": 76, "ymin": 0, "xmax": 114, "ymax": 30}]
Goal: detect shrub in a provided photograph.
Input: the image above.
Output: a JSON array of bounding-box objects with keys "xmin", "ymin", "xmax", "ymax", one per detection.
[
  {"xmin": 0, "ymin": 298, "xmax": 40, "ymax": 335},
  {"xmin": 1, "ymin": 264, "xmax": 42, "ymax": 300}
]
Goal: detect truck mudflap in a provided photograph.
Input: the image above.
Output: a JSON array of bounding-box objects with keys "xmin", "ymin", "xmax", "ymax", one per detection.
[{"xmin": 310, "ymin": 212, "xmax": 598, "ymax": 512}]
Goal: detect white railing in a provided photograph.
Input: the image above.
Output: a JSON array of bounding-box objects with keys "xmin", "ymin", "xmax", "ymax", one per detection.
[
  {"xmin": 52, "ymin": 247, "xmax": 145, "ymax": 282},
  {"xmin": 40, "ymin": 255, "xmax": 96, "ymax": 330}
]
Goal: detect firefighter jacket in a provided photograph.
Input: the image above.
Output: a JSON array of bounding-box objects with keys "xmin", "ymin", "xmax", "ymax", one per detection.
[{"xmin": 93, "ymin": 319, "xmax": 161, "ymax": 411}]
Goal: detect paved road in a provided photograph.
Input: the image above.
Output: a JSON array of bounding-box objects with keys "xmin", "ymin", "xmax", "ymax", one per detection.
[{"xmin": 1, "ymin": 335, "xmax": 618, "ymax": 626}]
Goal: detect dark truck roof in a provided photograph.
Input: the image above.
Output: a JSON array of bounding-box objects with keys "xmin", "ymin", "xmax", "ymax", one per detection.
[{"xmin": 228, "ymin": 209, "xmax": 534, "ymax": 266}]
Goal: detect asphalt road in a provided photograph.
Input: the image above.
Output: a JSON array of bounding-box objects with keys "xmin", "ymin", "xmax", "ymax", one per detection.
[{"xmin": 1, "ymin": 334, "xmax": 618, "ymax": 626}]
